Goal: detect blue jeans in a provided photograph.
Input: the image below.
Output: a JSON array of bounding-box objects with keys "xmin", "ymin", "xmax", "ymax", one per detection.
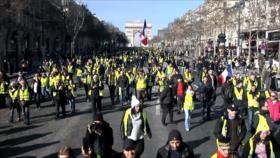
[
  {"xmin": 248, "ymin": 107, "xmax": 258, "ymax": 131},
  {"xmin": 69, "ymin": 99, "xmax": 75, "ymax": 113},
  {"xmin": 120, "ymin": 91, "xmax": 127, "ymax": 106},
  {"xmin": 184, "ymin": 109, "xmax": 192, "ymax": 130}
]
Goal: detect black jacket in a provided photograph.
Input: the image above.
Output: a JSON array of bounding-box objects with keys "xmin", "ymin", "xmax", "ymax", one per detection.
[
  {"xmin": 214, "ymin": 113, "xmax": 246, "ymax": 151},
  {"xmin": 156, "ymin": 143, "xmax": 194, "ymax": 158},
  {"xmin": 83, "ymin": 121, "xmax": 114, "ymax": 157},
  {"xmin": 160, "ymin": 86, "xmax": 174, "ymax": 106}
]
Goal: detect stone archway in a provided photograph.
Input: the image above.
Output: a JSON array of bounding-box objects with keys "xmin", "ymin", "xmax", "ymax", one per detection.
[{"xmin": 125, "ymin": 21, "xmax": 152, "ymax": 47}]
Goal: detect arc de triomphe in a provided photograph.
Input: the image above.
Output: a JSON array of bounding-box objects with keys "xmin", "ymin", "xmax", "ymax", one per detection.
[{"xmin": 125, "ymin": 21, "xmax": 152, "ymax": 47}]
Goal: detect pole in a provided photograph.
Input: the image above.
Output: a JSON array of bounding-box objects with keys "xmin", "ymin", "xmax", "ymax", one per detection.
[{"xmin": 237, "ymin": 1, "xmax": 241, "ymax": 57}]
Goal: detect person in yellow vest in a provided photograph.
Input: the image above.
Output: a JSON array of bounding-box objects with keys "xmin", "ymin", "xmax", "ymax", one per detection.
[
  {"xmin": 76, "ymin": 65, "xmax": 83, "ymax": 88},
  {"xmin": 0, "ymin": 72, "xmax": 9, "ymax": 108},
  {"xmin": 106, "ymin": 69, "xmax": 117, "ymax": 105},
  {"xmin": 184, "ymin": 68, "xmax": 193, "ymax": 85},
  {"xmin": 67, "ymin": 62, "xmax": 74, "ymax": 79},
  {"xmin": 146, "ymin": 70, "xmax": 154, "ymax": 101},
  {"xmin": 121, "ymin": 96, "xmax": 152, "ymax": 157},
  {"xmin": 40, "ymin": 72, "xmax": 50, "ymax": 101},
  {"xmin": 211, "ymin": 137, "xmax": 236, "ymax": 158},
  {"xmin": 32, "ymin": 73, "xmax": 41, "ymax": 110},
  {"xmin": 247, "ymin": 85, "xmax": 261, "ymax": 132},
  {"xmin": 82, "ymin": 70, "xmax": 91, "ymax": 102},
  {"xmin": 67, "ymin": 79, "xmax": 77, "ymax": 114},
  {"xmin": 214, "ymin": 103, "xmax": 246, "ymax": 154},
  {"xmin": 89, "ymin": 75, "xmax": 103, "ymax": 120},
  {"xmin": 183, "ymin": 85, "xmax": 194, "ymax": 132},
  {"xmin": 19, "ymin": 79, "xmax": 31, "ymax": 125},
  {"xmin": 271, "ymin": 64, "xmax": 278, "ymax": 76},
  {"xmin": 135, "ymin": 71, "xmax": 146, "ymax": 105},
  {"xmin": 53, "ymin": 79, "xmax": 67, "ymax": 119},
  {"xmin": 242, "ymin": 130, "xmax": 278, "ymax": 158},
  {"xmin": 8, "ymin": 82, "xmax": 21, "ymax": 122},
  {"xmin": 245, "ymin": 74, "xmax": 258, "ymax": 92},
  {"xmin": 233, "ymin": 80, "xmax": 246, "ymax": 117}
]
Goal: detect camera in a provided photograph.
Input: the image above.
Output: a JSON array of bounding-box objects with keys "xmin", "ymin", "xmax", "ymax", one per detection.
[{"xmin": 88, "ymin": 122, "xmax": 102, "ymax": 136}]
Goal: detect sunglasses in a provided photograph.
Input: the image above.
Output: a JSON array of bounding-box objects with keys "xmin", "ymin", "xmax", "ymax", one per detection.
[{"xmin": 271, "ymin": 95, "xmax": 276, "ymax": 98}]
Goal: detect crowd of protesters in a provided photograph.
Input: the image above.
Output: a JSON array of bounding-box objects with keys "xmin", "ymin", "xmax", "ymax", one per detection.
[{"xmin": 0, "ymin": 48, "xmax": 279, "ymax": 157}]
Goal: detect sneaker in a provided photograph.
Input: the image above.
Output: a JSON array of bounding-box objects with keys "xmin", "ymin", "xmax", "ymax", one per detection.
[{"xmin": 186, "ymin": 128, "xmax": 189, "ymax": 132}]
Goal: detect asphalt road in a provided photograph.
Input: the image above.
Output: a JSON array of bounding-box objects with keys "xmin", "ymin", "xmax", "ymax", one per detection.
[{"xmin": 0, "ymin": 81, "xmax": 226, "ymax": 158}]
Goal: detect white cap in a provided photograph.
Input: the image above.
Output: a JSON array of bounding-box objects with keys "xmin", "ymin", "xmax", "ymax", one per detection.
[{"xmin": 131, "ymin": 95, "xmax": 140, "ymax": 108}]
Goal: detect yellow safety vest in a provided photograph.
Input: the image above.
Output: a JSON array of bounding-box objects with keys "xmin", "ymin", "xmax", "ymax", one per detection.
[
  {"xmin": 19, "ymin": 88, "xmax": 30, "ymax": 101},
  {"xmin": 0, "ymin": 82, "xmax": 6, "ymax": 94},
  {"xmin": 183, "ymin": 92, "xmax": 194, "ymax": 110},
  {"xmin": 167, "ymin": 66, "xmax": 173, "ymax": 75},
  {"xmin": 41, "ymin": 77, "xmax": 48, "ymax": 87},
  {"xmin": 136, "ymin": 77, "xmax": 146, "ymax": 90},
  {"xmin": 158, "ymin": 80, "xmax": 165, "ymax": 93},
  {"xmin": 202, "ymin": 71, "xmax": 207, "ymax": 80},
  {"xmin": 184, "ymin": 71, "xmax": 192, "ymax": 82},
  {"xmin": 157, "ymin": 71, "xmax": 165, "ymax": 79},
  {"xmin": 69, "ymin": 83, "xmax": 77, "ymax": 97},
  {"xmin": 265, "ymin": 90, "xmax": 270, "ymax": 99},
  {"xmin": 249, "ymin": 138, "xmax": 274, "ymax": 158},
  {"xmin": 247, "ymin": 92, "xmax": 260, "ymax": 108},
  {"xmin": 67, "ymin": 65, "xmax": 73, "ymax": 73},
  {"xmin": 76, "ymin": 68, "xmax": 83, "ymax": 77},
  {"xmin": 234, "ymin": 88, "xmax": 243, "ymax": 100},
  {"xmin": 255, "ymin": 113, "xmax": 270, "ymax": 134},
  {"xmin": 123, "ymin": 109, "xmax": 148, "ymax": 137},
  {"xmin": 9, "ymin": 89, "xmax": 19, "ymax": 101}
]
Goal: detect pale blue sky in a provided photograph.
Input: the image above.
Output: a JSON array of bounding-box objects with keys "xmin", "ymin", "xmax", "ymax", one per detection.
[{"xmin": 83, "ymin": 0, "xmax": 204, "ymax": 36}]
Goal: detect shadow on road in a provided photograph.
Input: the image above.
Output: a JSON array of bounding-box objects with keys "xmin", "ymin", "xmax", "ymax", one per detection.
[
  {"xmin": 0, "ymin": 124, "xmax": 42, "ymax": 135},
  {"xmin": 1, "ymin": 132, "xmax": 53, "ymax": 147},
  {"xmin": 0, "ymin": 141, "xmax": 59, "ymax": 157},
  {"xmin": 187, "ymin": 136, "xmax": 210, "ymax": 149}
]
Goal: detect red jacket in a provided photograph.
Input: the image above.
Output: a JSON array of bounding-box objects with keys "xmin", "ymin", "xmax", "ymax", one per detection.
[{"xmin": 266, "ymin": 99, "xmax": 280, "ymax": 123}]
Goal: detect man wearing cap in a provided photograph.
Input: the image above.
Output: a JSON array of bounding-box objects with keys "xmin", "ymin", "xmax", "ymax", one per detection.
[
  {"xmin": 214, "ymin": 103, "xmax": 246, "ymax": 154},
  {"xmin": 156, "ymin": 129, "xmax": 194, "ymax": 158}
]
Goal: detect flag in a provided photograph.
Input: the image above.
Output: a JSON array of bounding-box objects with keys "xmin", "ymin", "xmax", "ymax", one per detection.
[
  {"xmin": 140, "ymin": 20, "xmax": 148, "ymax": 45},
  {"xmin": 217, "ymin": 64, "xmax": 233, "ymax": 85}
]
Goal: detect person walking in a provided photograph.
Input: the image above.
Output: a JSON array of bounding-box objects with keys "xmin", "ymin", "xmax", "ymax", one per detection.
[
  {"xmin": 53, "ymin": 79, "xmax": 67, "ymax": 119},
  {"xmin": 19, "ymin": 79, "xmax": 31, "ymax": 125},
  {"xmin": 160, "ymin": 81, "xmax": 175, "ymax": 126},
  {"xmin": 8, "ymin": 82, "xmax": 21, "ymax": 122},
  {"xmin": 121, "ymin": 96, "xmax": 152, "ymax": 157},
  {"xmin": 183, "ymin": 85, "xmax": 195, "ymax": 132}
]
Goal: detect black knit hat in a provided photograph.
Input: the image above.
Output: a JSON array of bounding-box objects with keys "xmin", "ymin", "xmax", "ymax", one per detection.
[{"xmin": 168, "ymin": 129, "xmax": 182, "ymax": 142}]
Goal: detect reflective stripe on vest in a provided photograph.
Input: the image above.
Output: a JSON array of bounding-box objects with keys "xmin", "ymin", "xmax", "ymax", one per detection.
[
  {"xmin": 249, "ymin": 138, "xmax": 275, "ymax": 158},
  {"xmin": 123, "ymin": 109, "xmax": 148, "ymax": 136},
  {"xmin": 0, "ymin": 82, "xmax": 6, "ymax": 94},
  {"xmin": 255, "ymin": 114, "xmax": 270, "ymax": 134},
  {"xmin": 234, "ymin": 88, "xmax": 243, "ymax": 100},
  {"xmin": 19, "ymin": 88, "xmax": 30, "ymax": 101},
  {"xmin": 41, "ymin": 77, "xmax": 48, "ymax": 87},
  {"xmin": 9, "ymin": 90, "xmax": 19, "ymax": 100},
  {"xmin": 77, "ymin": 68, "xmax": 83, "ymax": 77},
  {"xmin": 184, "ymin": 93, "xmax": 194, "ymax": 110},
  {"xmin": 265, "ymin": 90, "xmax": 270, "ymax": 99},
  {"xmin": 136, "ymin": 78, "xmax": 146, "ymax": 90},
  {"xmin": 247, "ymin": 92, "xmax": 260, "ymax": 108}
]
